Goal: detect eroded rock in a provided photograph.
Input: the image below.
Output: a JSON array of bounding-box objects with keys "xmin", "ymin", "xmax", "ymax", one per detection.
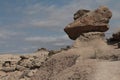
[
  {"xmin": 73, "ymin": 32, "xmax": 105, "ymax": 48},
  {"xmin": 64, "ymin": 6, "xmax": 112, "ymax": 40}
]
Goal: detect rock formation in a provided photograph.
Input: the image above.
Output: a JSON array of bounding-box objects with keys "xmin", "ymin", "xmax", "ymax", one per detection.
[
  {"xmin": 1, "ymin": 6, "xmax": 120, "ymax": 80},
  {"xmin": 30, "ymin": 6, "xmax": 120, "ymax": 80},
  {"xmin": 64, "ymin": 6, "xmax": 112, "ymax": 40}
]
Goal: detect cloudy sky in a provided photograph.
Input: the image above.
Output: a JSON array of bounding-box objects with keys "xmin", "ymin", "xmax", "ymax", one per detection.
[{"xmin": 0, "ymin": 0, "xmax": 120, "ymax": 54}]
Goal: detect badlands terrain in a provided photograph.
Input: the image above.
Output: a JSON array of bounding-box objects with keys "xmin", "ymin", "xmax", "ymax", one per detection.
[{"xmin": 0, "ymin": 6, "xmax": 120, "ymax": 80}]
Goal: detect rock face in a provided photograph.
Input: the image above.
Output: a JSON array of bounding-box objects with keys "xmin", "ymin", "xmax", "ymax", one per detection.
[{"xmin": 64, "ymin": 6, "xmax": 112, "ymax": 40}]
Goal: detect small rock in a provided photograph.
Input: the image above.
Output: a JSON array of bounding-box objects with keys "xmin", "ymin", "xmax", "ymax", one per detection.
[
  {"xmin": 2, "ymin": 67, "xmax": 16, "ymax": 72},
  {"xmin": 16, "ymin": 65, "xmax": 27, "ymax": 71}
]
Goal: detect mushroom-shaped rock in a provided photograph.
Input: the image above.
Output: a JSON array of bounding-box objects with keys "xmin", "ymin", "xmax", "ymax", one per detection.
[{"xmin": 64, "ymin": 6, "xmax": 112, "ymax": 40}]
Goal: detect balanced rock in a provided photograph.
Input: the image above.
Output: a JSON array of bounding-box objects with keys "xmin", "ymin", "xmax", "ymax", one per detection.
[{"xmin": 64, "ymin": 6, "xmax": 112, "ymax": 40}]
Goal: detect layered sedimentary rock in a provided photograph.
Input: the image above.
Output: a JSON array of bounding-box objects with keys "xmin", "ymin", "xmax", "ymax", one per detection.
[
  {"xmin": 64, "ymin": 6, "xmax": 112, "ymax": 40},
  {"xmin": 73, "ymin": 32, "xmax": 105, "ymax": 48}
]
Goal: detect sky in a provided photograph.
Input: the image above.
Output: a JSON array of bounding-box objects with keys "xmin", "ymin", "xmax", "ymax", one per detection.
[{"xmin": 0, "ymin": 0, "xmax": 120, "ymax": 54}]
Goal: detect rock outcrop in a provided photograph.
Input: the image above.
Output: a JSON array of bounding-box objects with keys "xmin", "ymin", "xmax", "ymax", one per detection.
[{"xmin": 64, "ymin": 6, "xmax": 112, "ymax": 40}]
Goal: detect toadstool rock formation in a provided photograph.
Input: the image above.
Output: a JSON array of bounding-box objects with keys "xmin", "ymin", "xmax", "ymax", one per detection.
[
  {"xmin": 64, "ymin": 6, "xmax": 112, "ymax": 40},
  {"xmin": 2, "ymin": 6, "xmax": 120, "ymax": 80}
]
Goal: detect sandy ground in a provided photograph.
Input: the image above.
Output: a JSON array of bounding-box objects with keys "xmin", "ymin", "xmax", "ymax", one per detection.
[{"xmin": 93, "ymin": 61, "xmax": 120, "ymax": 80}]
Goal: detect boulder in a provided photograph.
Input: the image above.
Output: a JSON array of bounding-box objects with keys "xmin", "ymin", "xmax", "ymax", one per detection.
[{"xmin": 64, "ymin": 6, "xmax": 112, "ymax": 40}]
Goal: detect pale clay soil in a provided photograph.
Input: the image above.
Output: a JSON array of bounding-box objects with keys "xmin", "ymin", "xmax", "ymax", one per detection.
[{"xmin": 93, "ymin": 61, "xmax": 120, "ymax": 80}]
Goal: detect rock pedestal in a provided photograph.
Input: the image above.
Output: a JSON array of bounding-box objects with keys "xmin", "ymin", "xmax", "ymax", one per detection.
[{"xmin": 73, "ymin": 32, "xmax": 105, "ymax": 48}]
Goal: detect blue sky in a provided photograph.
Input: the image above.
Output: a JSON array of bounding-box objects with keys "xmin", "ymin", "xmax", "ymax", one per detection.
[{"xmin": 0, "ymin": 0, "xmax": 120, "ymax": 54}]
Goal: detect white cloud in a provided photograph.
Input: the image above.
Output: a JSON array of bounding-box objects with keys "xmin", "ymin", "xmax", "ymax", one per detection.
[
  {"xmin": 112, "ymin": 10, "xmax": 120, "ymax": 20},
  {"xmin": 22, "ymin": 0, "xmax": 97, "ymax": 29},
  {"xmin": 95, "ymin": 0, "xmax": 111, "ymax": 4},
  {"xmin": 26, "ymin": 0, "xmax": 117, "ymax": 30},
  {"xmin": 53, "ymin": 42, "xmax": 69, "ymax": 46},
  {"xmin": 31, "ymin": 20, "xmax": 62, "ymax": 27},
  {"xmin": 13, "ymin": 0, "xmax": 117, "ymax": 30},
  {"xmin": 25, "ymin": 35, "xmax": 69, "ymax": 43},
  {"xmin": 25, "ymin": 36, "xmax": 57, "ymax": 42},
  {"xmin": 24, "ymin": 35, "xmax": 72, "ymax": 50},
  {"xmin": 0, "ymin": 30, "xmax": 18, "ymax": 39},
  {"xmin": 109, "ymin": 23, "xmax": 120, "ymax": 33}
]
